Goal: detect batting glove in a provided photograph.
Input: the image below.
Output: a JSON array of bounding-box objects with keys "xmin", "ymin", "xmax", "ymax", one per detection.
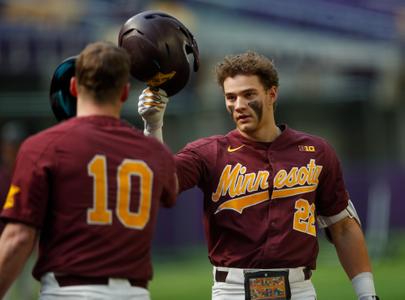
[{"xmin": 138, "ymin": 87, "xmax": 169, "ymax": 138}]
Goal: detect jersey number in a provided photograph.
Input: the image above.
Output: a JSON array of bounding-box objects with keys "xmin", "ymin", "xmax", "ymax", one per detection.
[
  {"xmin": 293, "ymin": 198, "xmax": 316, "ymax": 236},
  {"xmin": 87, "ymin": 155, "xmax": 153, "ymax": 230}
]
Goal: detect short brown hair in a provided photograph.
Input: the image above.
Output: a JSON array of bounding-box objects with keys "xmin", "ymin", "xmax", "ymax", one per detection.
[
  {"xmin": 75, "ymin": 41, "xmax": 130, "ymax": 103},
  {"xmin": 215, "ymin": 51, "xmax": 279, "ymax": 90}
]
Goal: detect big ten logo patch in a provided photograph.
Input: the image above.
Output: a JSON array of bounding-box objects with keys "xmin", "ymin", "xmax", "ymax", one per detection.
[{"xmin": 298, "ymin": 145, "xmax": 316, "ymax": 152}]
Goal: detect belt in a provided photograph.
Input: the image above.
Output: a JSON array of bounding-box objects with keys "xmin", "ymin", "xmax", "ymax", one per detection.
[
  {"xmin": 215, "ymin": 267, "xmax": 312, "ymax": 283},
  {"xmin": 54, "ymin": 274, "xmax": 148, "ymax": 289}
]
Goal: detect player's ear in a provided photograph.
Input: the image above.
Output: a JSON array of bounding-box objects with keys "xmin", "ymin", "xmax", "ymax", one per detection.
[
  {"xmin": 70, "ymin": 77, "xmax": 78, "ymax": 97},
  {"xmin": 268, "ymin": 86, "xmax": 278, "ymax": 105},
  {"xmin": 120, "ymin": 83, "xmax": 130, "ymax": 103},
  {"xmin": 269, "ymin": 86, "xmax": 278, "ymax": 99}
]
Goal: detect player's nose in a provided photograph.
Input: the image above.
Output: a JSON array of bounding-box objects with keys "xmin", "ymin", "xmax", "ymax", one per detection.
[{"xmin": 234, "ymin": 97, "xmax": 247, "ymax": 111}]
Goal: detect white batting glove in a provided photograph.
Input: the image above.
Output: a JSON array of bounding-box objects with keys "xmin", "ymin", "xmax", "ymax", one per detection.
[{"xmin": 138, "ymin": 87, "xmax": 169, "ymax": 138}]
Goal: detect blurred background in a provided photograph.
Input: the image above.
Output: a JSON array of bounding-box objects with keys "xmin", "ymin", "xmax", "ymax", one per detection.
[{"xmin": 0, "ymin": 0, "xmax": 404, "ymax": 299}]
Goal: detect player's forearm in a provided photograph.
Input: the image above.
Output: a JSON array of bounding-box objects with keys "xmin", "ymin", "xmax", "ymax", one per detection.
[
  {"xmin": 0, "ymin": 223, "xmax": 37, "ymax": 298},
  {"xmin": 144, "ymin": 126, "xmax": 164, "ymax": 143},
  {"xmin": 330, "ymin": 218, "xmax": 372, "ymax": 278},
  {"xmin": 330, "ymin": 218, "xmax": 378, "ymax": 299}
]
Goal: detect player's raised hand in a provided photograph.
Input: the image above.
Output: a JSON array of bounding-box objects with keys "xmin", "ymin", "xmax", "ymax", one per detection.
[{"xmin": 138, "ymin": 87, "xmax": 169, "ymax": 132}]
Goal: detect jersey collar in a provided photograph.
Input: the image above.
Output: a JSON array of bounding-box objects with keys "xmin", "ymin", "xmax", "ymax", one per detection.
[{"xmin": 227, "ymin": 124, "xmax": 292, "ymax": 150}]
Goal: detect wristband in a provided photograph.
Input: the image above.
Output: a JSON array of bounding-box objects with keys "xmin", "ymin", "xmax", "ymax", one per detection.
[{"xmin": 351, "ymin": 272, "xmax": 377, "ymax": 299}]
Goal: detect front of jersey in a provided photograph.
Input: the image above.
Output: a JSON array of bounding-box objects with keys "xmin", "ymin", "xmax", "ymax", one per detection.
[
  {"xmin": 175, "ymin": 125, "xmax": 349, "ymax": 269},
  {"xmin": 1, "ymin": 116, "xmax": 177, "ymax": 282}
]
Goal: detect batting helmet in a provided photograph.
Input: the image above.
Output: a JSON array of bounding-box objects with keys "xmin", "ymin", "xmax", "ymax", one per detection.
[
  {"xmin": 118, "ymin": 10, "xmax": 199, "ymax": 96},
  {"xmin": 49, "ymin": 56, "xmax": 77, "ymax": 121}
]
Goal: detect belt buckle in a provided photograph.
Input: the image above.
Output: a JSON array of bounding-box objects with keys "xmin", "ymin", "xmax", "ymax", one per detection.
[{"xmin": 244, "ymin": 270, "xmax": 291, "ymax": 300}]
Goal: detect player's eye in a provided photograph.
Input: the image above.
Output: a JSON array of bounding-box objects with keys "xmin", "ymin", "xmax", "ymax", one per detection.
[
  {"xmin": 225, "ymin": 95, "xmax": 236, "ymax": 102},
  {"xmin": 244, "ymin": 91, "xmax": 256, "ymax": 99}
]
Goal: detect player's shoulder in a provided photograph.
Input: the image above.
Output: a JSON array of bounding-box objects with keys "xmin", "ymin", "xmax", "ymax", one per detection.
[
  {"xmin": 21, "ymin": 116, "xmax": 128, "ymax": 151},
  {"xmin": 20, "ymin": 119, "xmax": 75, "ymax": 152},
  {"xmin": 180, "ymin": 134, "xmax": 226, "ymax": 152},
  {"xmin": 285, "ymin": 126, "xmax": 333, "ymax": 151},
  {"xmin": 145, "ymin": 134, "xmax": 174, "ymax": 157},
  {"xmin": 15, "ymin": 119, "xmax": 76, "ymax": 165}
]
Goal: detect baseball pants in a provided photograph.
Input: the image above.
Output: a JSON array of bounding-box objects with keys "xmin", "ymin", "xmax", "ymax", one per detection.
[
  {"xmin": 212, "ymin": 266, "xmax": 317, "ymax": 300},
  {"xmin": 39, "ymin": 272, "xmax": 150, "ymax": 300}
]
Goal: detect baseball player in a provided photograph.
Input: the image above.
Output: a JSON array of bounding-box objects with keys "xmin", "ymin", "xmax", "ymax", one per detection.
[
  {"xmin": 138, "ymin": 51, "xmax": 379, "ymax": 300},
  {"xmin": 0, "ymin": 41, "xmax": 177, "ymax": 299}
]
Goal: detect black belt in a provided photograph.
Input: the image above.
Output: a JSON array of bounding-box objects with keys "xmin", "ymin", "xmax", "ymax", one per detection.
[
  {"xmin": 215, "ymin": 267, "xmax": 312, "ymax": 283},
  {"xmin": 54, "ymin": 274, "xmax": 148, "ymax": 289}
]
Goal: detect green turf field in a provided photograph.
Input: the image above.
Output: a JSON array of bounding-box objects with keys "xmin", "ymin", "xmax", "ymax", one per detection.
[{"xmin": 150, "ymin": 234, "xmax": 405, "ymax": 300}]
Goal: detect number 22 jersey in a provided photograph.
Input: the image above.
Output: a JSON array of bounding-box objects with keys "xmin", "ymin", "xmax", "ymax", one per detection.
[{"xmin": 175, "ymin": 124, "xmax": 349, "ymax": 269}]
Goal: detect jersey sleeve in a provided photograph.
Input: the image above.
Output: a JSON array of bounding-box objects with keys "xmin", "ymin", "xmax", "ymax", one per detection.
[
  {"xmin": 157, "ymin": 144, "xmax": 178, "ymax": 208},
  {"xmin": 175, "ymin": 142, "xmax": 207, "ymax": 192},
  {"xmin": 315, "ymin": 140, "xmax": 349, "ymax": 217},
  {"xmin": 0, "ymin": 137, "xmax": 51, "ymax": 228}
]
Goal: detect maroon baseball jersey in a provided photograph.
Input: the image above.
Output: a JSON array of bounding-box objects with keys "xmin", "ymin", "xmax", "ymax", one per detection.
[
  {"xmin": 175, "ymin": 124, "xmax": 349, "ymax": 269},
  {"xmin": 1, "ymin": 116, "xmax": 177, "ymax": 282},
  {"xmin": 0, "ymin": 165, "xmax": 11, "ymax": 233}
]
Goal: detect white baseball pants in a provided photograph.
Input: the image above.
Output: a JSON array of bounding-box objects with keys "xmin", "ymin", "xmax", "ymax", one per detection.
[{"xmin": 39, "ymin": 273, "xmax": 150, "ymax": 300}]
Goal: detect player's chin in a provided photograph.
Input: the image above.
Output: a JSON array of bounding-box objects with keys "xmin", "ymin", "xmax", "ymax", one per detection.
[{"xmin": 237, "ymin": 123, "xmax": 255, "ymax": 134}]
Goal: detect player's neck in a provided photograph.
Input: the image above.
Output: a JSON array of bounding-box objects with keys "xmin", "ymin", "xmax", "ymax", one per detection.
[
  {"xmin": 238, "ymin": 123, "xmax": 281, "ymax": 143},
  {"xmin": 76, "ymin": 96, "xmax": 121, "ymax": 119},
  {"xmin": 238, "ymin": 112, "xmax": 280, "ymax": 142}
]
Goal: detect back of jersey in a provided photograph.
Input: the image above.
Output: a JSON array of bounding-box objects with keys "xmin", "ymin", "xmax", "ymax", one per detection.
[{"xmin": 1, "ymin": 116, "xmax": 176, "ymax": 282}]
